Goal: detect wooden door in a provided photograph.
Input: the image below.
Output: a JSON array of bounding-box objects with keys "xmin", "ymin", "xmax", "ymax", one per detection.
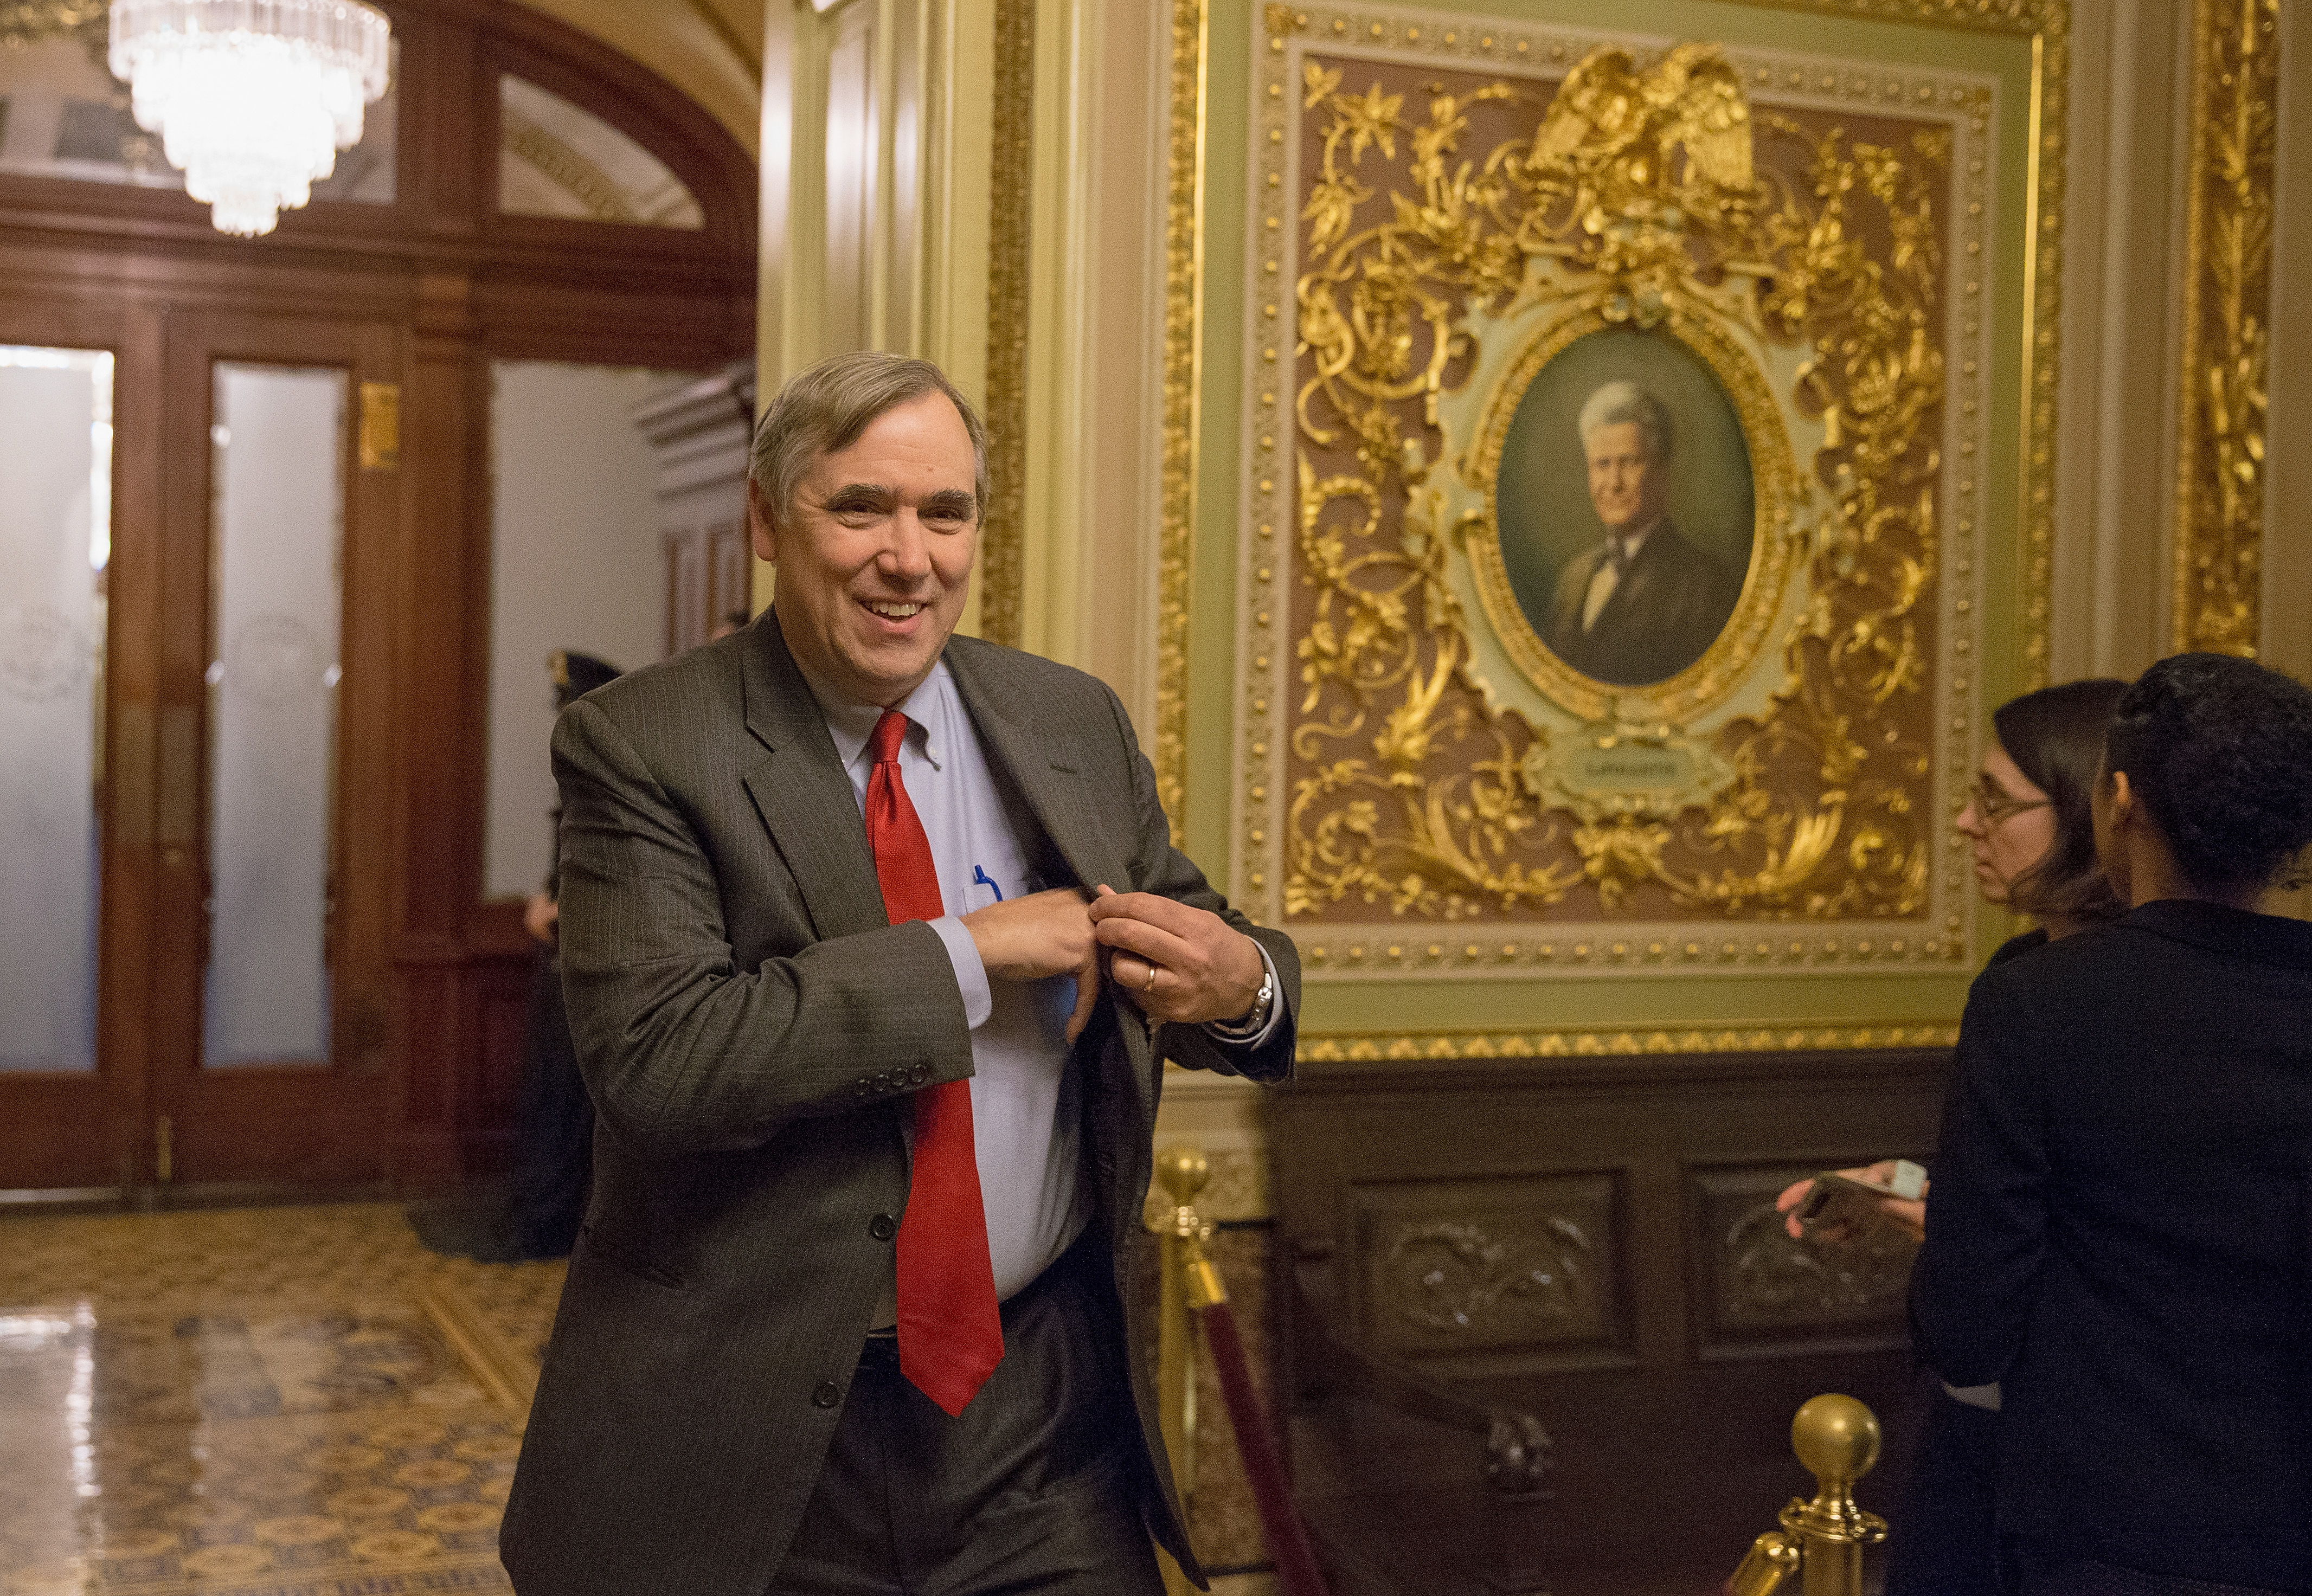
[
  {"xmin": 0, "ymin": 306, "xmax": 401, "ymax": 1193},
  {"xmin": 0, "ymin": 298, "xmax": 157, "ymax": 1192},
  {"xmin": 140, "ymin": 311, "xmax": 404, "ymax": 1189}
]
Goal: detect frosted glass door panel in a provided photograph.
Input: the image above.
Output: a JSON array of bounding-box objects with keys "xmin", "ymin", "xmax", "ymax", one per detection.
[
  {"xmin": 0, "ymin": 348, "xmax": 111, "ymax": 1074},
  {"xmin": 204, "ymin": 365, "xmax": 344, "ymax": 1069}
]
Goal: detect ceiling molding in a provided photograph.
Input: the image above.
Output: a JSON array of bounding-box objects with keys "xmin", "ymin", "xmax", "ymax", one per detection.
[{"xmin": 505, "ymin": 0, "xmax": 762, "ymax": 155}]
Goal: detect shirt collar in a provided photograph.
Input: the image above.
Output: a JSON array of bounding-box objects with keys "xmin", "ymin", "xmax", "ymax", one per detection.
[
  {"xmin": 793, "ymin": 656, "xmax": 954, "ymax": 777},
  {"xmin": 1614, "ymin": 516, "xmax": 1662, "ymax": 560},
  {"xmin": 2123, "ymin": 898, "xmax": 2312, "ymax": 970}
]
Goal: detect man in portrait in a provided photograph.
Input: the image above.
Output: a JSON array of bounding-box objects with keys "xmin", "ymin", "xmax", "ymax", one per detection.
[
  {"xmin": 498, "ymin": 351, "xmax": 1298, "ymax": 1596},
  {"xmin": 1539, "ymin": 379, "xmax": 1743, "ymax": 687}
]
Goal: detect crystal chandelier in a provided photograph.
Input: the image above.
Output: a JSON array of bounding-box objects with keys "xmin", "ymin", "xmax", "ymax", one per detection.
[{"xmin": 107, "ymin": 0, "xmax": 390, "ymax": 237}]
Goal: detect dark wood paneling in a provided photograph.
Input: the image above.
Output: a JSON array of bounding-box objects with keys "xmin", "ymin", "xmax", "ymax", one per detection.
[
  {"xmin": 1348, "ymin": 1170, "xmax": 1630, "ymax": 1370},
  {"xmin": 1271, "ymin": 1046, "xmax": 1949, "ymax": 1590},
  {"xmin": 458, "ymin": 899, "xmax": 535, "ymax": 1173}
]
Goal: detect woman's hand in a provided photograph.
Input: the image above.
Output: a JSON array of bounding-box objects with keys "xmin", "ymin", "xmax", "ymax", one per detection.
[{"xmin": 1776, "ymin": 1159, "xmax": 1929, "ymax": 1244}]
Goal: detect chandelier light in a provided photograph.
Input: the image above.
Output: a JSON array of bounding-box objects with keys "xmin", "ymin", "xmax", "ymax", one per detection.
[{"xmin": 107, "ymin": 0, "xmax": 390, "ymax": 237}]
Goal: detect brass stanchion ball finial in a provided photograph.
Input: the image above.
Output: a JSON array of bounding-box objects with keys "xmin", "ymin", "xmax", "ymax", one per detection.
[
  {"xmin": 1791, "ymin": 1393, "xmax": 1880, "ymax": 1488},
  {"xmin": 1155, "ymin": 1144, "xmax": 1211, "ymax": 1210},
  {"xmin": 1782, "ymin": 1393, "xmax": 1888, "ymax": 1554}
]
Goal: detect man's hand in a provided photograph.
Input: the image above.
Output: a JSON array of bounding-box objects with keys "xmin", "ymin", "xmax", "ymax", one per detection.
[
  {"xmin": 524, "ymin": 893, "xmax": 560, "ymax": 944},
  {"xmin": 1089, "ymin": 886, "xmax": 1265, "ymax": 1027},
  {"xmin": 961, "ymin": 887, "xmax": 1101, "ymax": 1041}
]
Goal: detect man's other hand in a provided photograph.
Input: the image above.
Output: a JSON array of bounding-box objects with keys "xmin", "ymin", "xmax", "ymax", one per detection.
[
  {"xmin": 524, "ymin": 893, "xmax": 560, "ymax": 944},
  {"xmin": 1090, "ymin": 886, "xmax": 1264, "ymax": 1027},
  {"xmin": 961, "ymin": 887, "xmax": 1101, "ymax": 1041}
]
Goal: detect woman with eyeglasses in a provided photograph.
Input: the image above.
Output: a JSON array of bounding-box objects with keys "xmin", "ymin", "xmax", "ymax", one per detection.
[
  {"xmin": 1777, "ymin": 675, "xmax": 2129, "ymax": 1596},
  {"xmin": 1912, "ymin": 653, "xmax": 2312, "ymax": 1595}
]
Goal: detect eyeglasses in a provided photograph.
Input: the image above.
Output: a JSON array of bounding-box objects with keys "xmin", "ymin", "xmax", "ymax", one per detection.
[{"xmin": 1968, "ymin": 773, "xmax": 2050, "ymax": 826}]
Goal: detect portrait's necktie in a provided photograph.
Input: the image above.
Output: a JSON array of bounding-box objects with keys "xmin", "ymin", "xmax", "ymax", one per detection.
[
  {"xmin": 864, "ymin": 709, "xmax": 1003, "ymax": 1417},
  {"xmin": 1583, "ymin": 537, "xmax": 1635, "ymax": 633}
]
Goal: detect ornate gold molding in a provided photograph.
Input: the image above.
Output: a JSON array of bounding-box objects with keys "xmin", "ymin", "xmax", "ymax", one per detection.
[
  {"xmin": 1300, "ymin": 1023, "xmax": 1956, "ymax": 1061},
  {"xmin": 1155, "ymin": 0, "xmax": 1210, "ymax": 839},
  {"xmin": 1144, "ymin": 0, "xmax": 2069, "ymax": 995},
  {"xmin": 2172, "ymin": 0, "xmax": 2278, "ymax": 658},
  {"xmin": 978, "ymin": 0, "xmax": 1037, "ymax": 650},
  {"xmin": 1153, "ymin": 4, "xmax": 2066, "ymax": 836},
  {"xmin": 1247, "ymin": 16, "xmax": 2007, "ymax": 975}
]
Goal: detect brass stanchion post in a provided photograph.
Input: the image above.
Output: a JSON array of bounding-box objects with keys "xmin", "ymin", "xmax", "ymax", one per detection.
[
  {"xmin": 1151, "ymin": 1144, "xmax": 1213, "ymax": 1596},
  {"xmin": 1723, "ymin": 1394, "xmax": 1887, "ymax": 1596}
]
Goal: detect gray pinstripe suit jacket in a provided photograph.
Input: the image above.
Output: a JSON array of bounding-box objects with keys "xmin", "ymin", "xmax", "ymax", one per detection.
[{"xmin": 498, "ymin": 615, "xmax": 1298, "ymax": 1595}]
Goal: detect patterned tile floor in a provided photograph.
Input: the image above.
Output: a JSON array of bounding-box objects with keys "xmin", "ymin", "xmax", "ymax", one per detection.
[
  {"xmin": 0, "ymin": 1205, "xmax": 1283, "ymax": 1596},
  {"xmin": 0, "ymin": 1205, "xmax": 565, "ymax": 1596}
]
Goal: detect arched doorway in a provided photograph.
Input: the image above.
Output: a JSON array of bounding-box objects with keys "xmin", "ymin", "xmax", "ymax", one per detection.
[{"xmin": 0, "ymin": 0, "xmax": 755, "ymax": 1195}]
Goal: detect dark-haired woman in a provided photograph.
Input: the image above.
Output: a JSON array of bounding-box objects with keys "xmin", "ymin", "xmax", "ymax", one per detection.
[
  {"xmin": 1913, "ymin": 653, "xmax": 2312, "ymax": 1595},
  {"xmin": 1779, "ymin": 677, "xmax": 2130, "ymax": 1596}
]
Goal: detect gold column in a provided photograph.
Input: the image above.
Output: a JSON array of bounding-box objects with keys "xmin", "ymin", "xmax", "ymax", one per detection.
[
  {"xmin": 1153, "ymin": 0, "xmax": 1205, "ymax": 838},
  {"xmin": 2173, "ymin": 0, "xmax": 2281, "ymax": 657},
  {"xmin": 975, "ymin": 0, "xmax": 1036, "ymax": 648}
]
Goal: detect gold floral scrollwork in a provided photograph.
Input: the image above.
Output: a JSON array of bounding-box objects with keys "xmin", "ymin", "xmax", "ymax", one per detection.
[
  {"xmin": 1283, "ymin": 40, "xmax": 1955, "ymax": 928},
  {"xmin": 0, "ymin": 0, "xmax": 107, "ymax": 49},
  {"xmin": 2172, "ymin": 0, "xmax": 2278, "ymax": 658}
]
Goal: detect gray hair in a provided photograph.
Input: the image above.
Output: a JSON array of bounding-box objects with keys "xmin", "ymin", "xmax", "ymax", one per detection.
[
  {"xmin": 1577, "ymin": 379, "xmax": 1672, "ymax": 462},
  {"xmin": 748, "ymin": 351, "xmax": 990, "ymax": 527}
]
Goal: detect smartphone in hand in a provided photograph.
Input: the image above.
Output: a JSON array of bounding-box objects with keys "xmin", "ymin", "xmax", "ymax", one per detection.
[{"xmin": 1795, "ymin": 1159, "xmax": 1927, "ymax": 1238}]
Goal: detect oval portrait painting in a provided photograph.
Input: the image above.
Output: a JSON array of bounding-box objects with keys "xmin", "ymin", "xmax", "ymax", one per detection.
[{"xmin": 1494, "ymin": 327, "xmax": 1756, "ymax": 688}]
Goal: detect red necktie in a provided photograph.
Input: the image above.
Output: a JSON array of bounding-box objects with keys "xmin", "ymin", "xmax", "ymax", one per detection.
[{"xmin": 865, "ymin": 709, "xmax": 1003, "ymax": 1415}]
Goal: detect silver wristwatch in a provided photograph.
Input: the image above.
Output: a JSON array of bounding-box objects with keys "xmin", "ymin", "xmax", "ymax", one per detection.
[{"xmin": 1207, "ymin": 964, "xmax": 1275, "ymax": 1041}]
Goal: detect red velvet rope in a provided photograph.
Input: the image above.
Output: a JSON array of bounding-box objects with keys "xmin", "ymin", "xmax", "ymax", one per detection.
[{"xmin": 1193, "ymin": 1298, "xmax": 1333, "ymax": 1596}]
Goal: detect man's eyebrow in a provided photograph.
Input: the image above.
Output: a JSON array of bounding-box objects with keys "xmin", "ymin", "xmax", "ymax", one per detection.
[
  {"xmin": 921, "ymin": 488, "xmax": 978, "ymax": 512},
  {"xmin": 821, "ymin": 481, "xmax": 897, "ymax": 506}
]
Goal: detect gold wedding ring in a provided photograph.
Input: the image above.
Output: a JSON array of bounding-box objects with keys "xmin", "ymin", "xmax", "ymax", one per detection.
[{"xmin": 1144, "ymin": 963, "xmax": 1159, "ymax": 993}]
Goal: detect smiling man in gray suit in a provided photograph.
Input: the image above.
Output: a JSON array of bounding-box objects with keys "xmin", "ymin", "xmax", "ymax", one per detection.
[{"xmin": 499, "ymin": 352, "xmax": 1297, "ymax": 1596}]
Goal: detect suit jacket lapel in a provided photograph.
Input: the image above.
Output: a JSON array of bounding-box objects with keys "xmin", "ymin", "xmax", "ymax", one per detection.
[
  {"xmin": 1590, "ymin": 521, "xmax": 1675, "ymax": 638},
  {"xmin": 944, "ymin": 642, "xmax": 1135, "ymax": 898},
  {"xmin": 738, "ymin": 617, "xmax": 890, "ymax": 942}
]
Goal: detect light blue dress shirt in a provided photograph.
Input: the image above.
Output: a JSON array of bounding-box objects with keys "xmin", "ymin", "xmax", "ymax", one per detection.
[{"xmin": 802, "ymin": 658, "xmax": 1275, "ymax": 1312}]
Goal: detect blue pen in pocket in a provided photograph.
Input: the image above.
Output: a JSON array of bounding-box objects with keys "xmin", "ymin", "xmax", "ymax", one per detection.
[{"xmin": 972, "ymin": 866, "xmax": 1005, "ymax": 903}]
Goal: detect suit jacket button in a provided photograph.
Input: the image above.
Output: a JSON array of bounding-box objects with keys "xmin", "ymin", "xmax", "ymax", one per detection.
[
  {"xmin": 870, "ymin": 1213, "xmax": 898, "ymax": 1241},
  {"xmin": 813, "ymin": 1381, "xmax": 841, "ymax": 1408}
]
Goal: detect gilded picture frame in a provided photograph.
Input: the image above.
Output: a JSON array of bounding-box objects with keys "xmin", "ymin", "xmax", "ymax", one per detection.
[{"xmin": 1168, "ymin": 0, "xmax": 2065, "ymax": 1031}]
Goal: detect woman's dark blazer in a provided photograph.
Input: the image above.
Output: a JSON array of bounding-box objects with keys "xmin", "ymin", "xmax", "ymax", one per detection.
[{"xmin": 1912, "ymin": 900, "xmax": 2312, "ymax": 1591}]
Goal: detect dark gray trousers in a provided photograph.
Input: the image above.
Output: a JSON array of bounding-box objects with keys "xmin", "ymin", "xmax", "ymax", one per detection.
[{"xmin": 769, "ymin": 1234, "xmax": 1168, "ymax": 1596}]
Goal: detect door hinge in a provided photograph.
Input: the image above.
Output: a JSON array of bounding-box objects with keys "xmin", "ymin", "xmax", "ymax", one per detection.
[{"xmin": 359, "ymin": 381, "xmax": 400, "ymax": 471}]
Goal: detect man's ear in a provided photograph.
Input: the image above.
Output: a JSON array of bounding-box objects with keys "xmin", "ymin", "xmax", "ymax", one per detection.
[
  {"xmin": 2105, "ymin": 768, "xmax": 2136, "ymax": 832},
  {"xmin": 746, "ymin": 480, "xmax": 778, "ymax": 565}
]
